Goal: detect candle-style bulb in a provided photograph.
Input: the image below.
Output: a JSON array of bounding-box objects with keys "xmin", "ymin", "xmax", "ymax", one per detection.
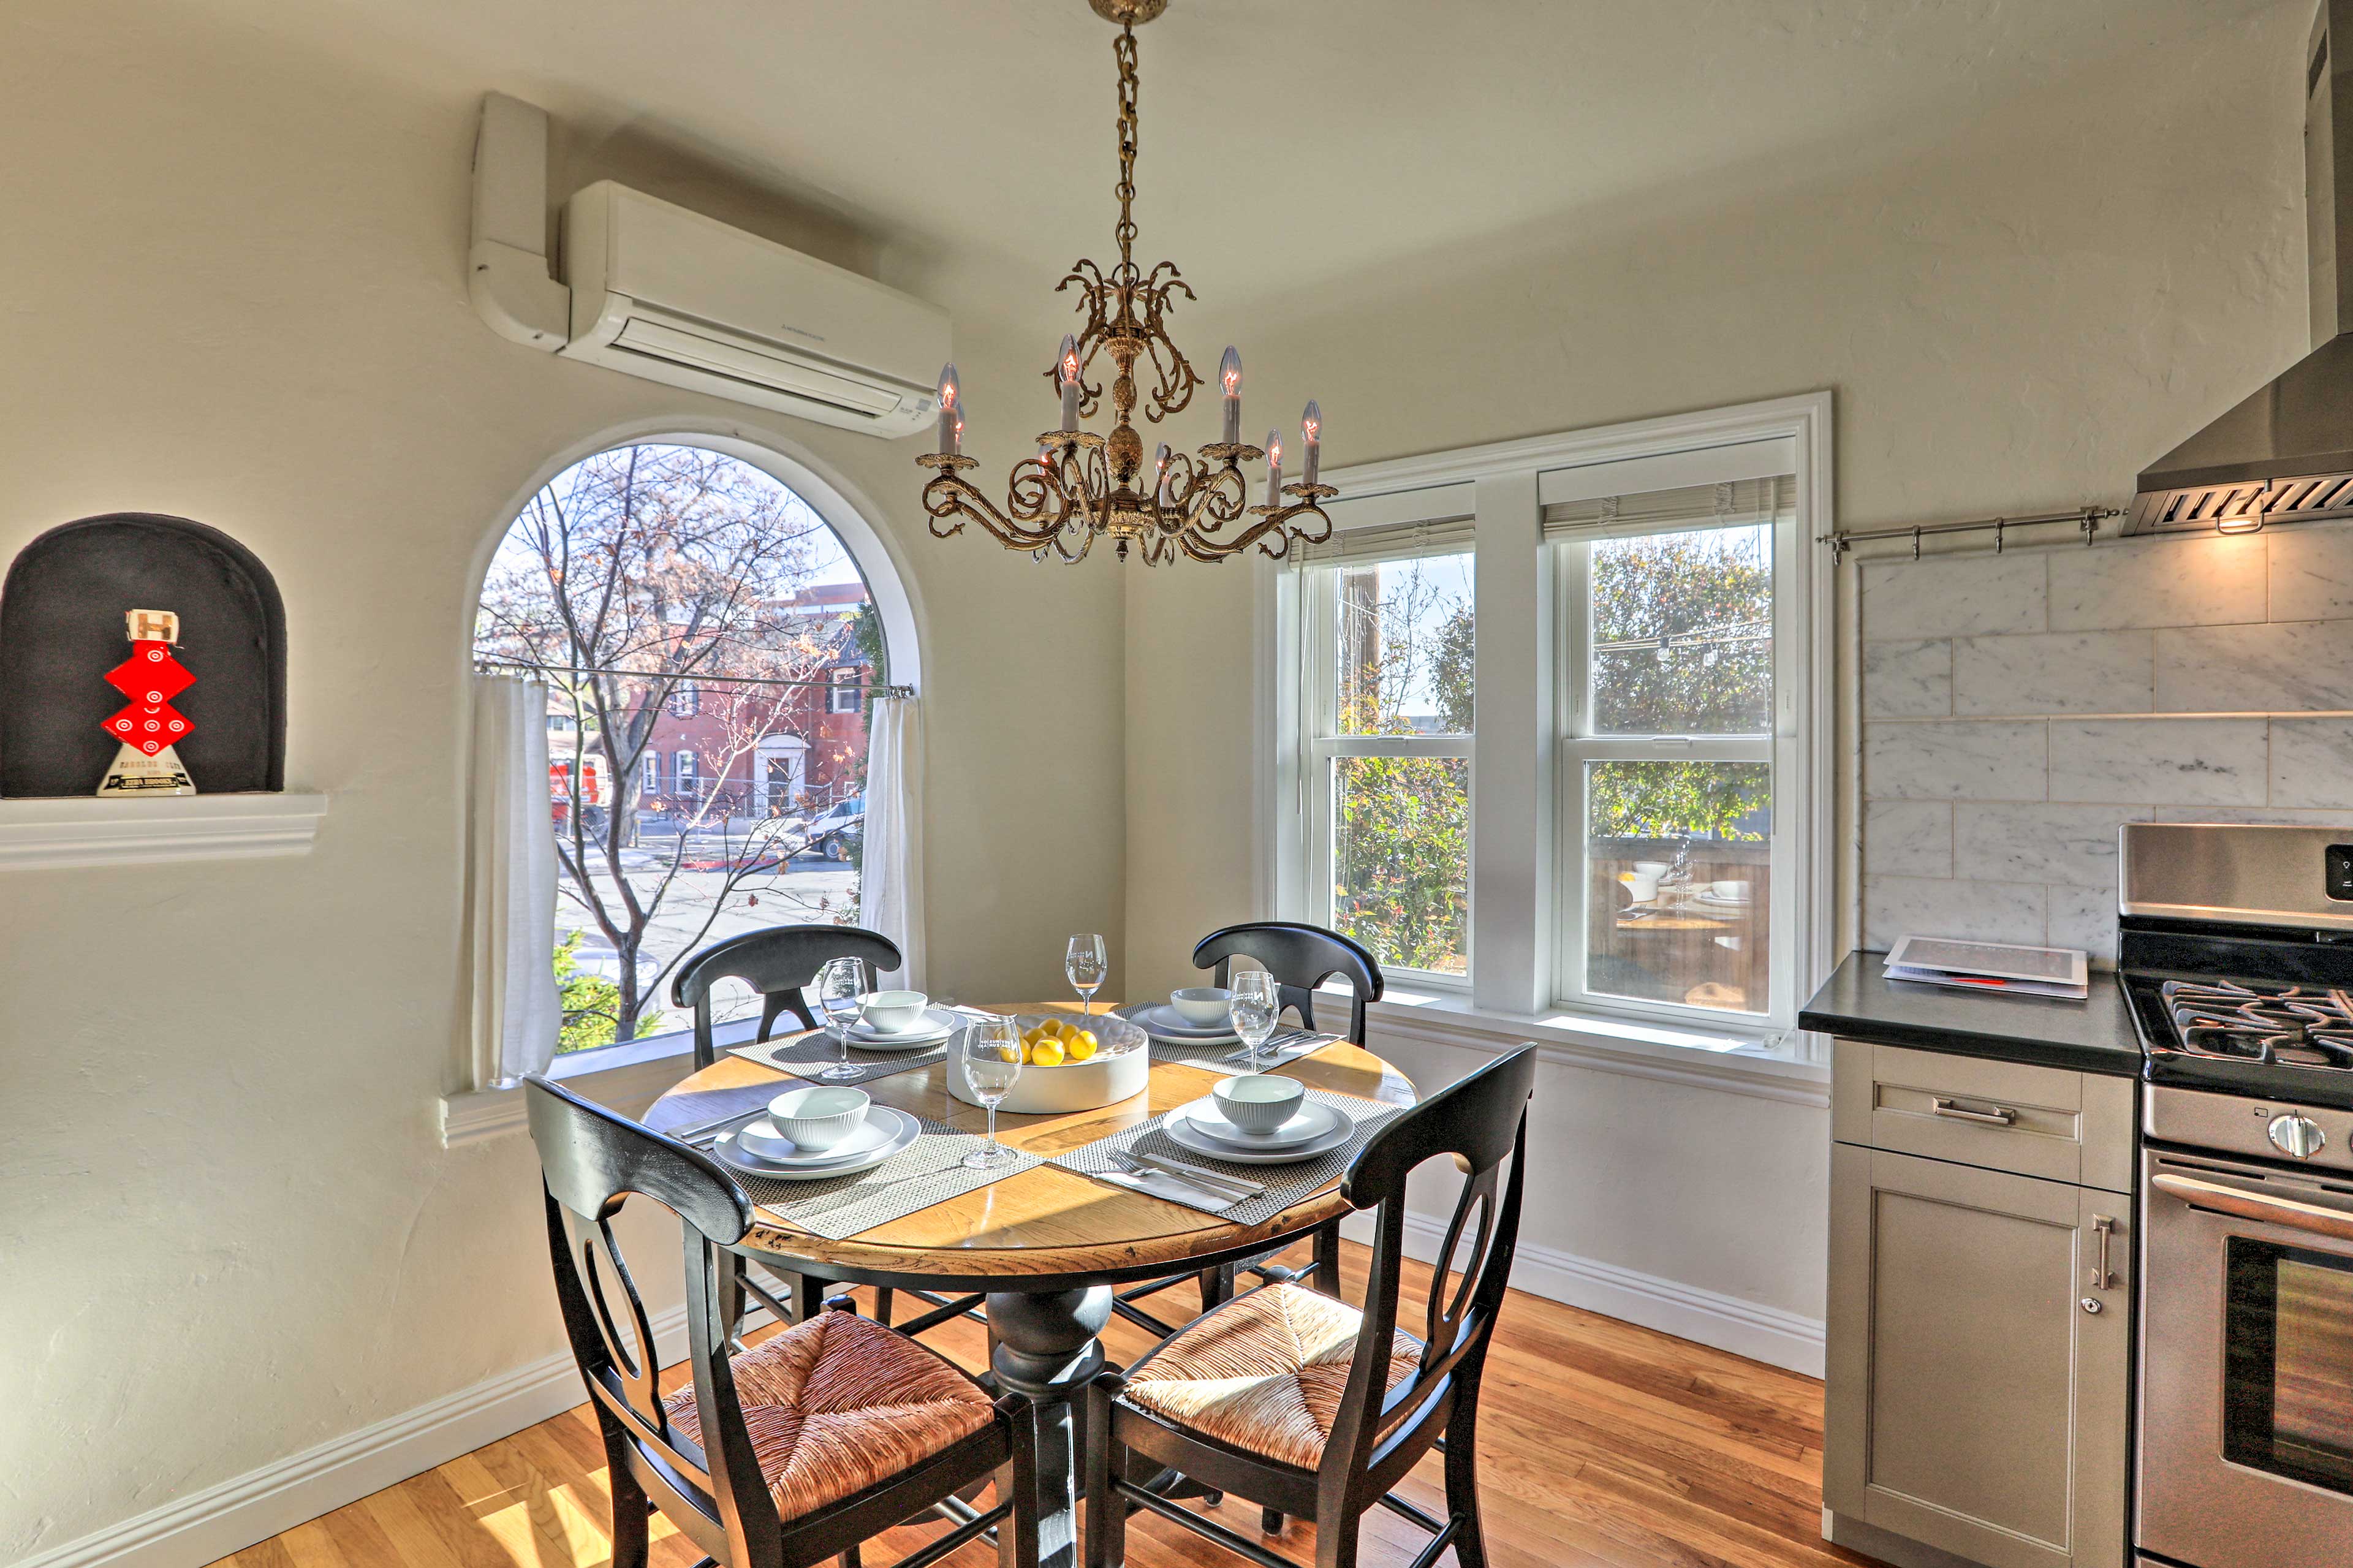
[
  {"xmin": 1301, "ymin": 400, "xmax": 1320, "ymax": 486},
  {"xmin": 1058, "ymin": 335, "xmax": 1082, "ymax": 432},
  {"xmin": 934, "ymin": 362, "xmax": 961, "ymax": 455},
  {"xmin": 1219, "ymin": 346, "xmax": 1243, "ymax": 445},
  {"xmin": 1153, "ymin": 442, "xmax": 1172, "ymax": 506},
  {"xmin": 1264, "ymin": 428, "xmax": 1283, "ymax": 507}
]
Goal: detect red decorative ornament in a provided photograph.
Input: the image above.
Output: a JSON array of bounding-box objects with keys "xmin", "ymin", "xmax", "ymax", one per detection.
[{"xmin": 96, "ymin": 608, "xmax": 197, "ymax": 796}]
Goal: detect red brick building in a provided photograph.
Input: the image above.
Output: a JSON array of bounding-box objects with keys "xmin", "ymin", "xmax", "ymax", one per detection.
[{"xmin": 634, "ymin": 582, "xmax": 874, "ymax": 820}]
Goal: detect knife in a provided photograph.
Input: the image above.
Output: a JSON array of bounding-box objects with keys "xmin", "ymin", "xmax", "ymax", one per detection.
[{"xmin": 1131, "ymin": 1149, "xmax": 1264, "ymax": 1197}]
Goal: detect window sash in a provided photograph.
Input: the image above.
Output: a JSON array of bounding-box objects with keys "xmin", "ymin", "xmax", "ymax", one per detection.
[
  {"xmin": 1549, "ymin": 492, "xmax": 1803, "ymax": 1032},
  {"xmin": 1295, "ymin": 547, "xmax": 1476, "ymax": 989}
]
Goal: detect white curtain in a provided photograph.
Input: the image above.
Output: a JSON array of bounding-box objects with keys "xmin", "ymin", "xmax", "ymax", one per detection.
[
  {"xmin": 469, "ymin": 673, "xmax": 561, "ymax": 1088},
  {"xmin": 859, "ymin": 694, "xmax": 926, "ymax": 990}
]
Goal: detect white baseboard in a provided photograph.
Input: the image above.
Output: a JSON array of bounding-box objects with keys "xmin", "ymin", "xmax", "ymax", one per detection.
[
  {"xmin": 1346, "ymin": 1210, "xmax": 1825, "ymax": 1378},
  {"xmin": 15, "ymin": 1305, "xmax": 690, "ymax": 1568}
]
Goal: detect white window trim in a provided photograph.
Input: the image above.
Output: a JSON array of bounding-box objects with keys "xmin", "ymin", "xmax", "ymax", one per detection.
[{"xmin": 1259, "ymin": 392, "xmax": 1834, "ymax": 1074}]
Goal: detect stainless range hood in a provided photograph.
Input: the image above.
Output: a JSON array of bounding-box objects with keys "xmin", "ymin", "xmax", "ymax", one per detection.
[{"xmin": 2131, "ymin": 0, "xmax": 2353, "ymax": 534}]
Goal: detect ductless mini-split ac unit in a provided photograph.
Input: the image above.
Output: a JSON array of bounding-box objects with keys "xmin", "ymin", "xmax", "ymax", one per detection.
[{"xmin": 468, "ymin": 94, "xmax": 949, "ymax": 439}]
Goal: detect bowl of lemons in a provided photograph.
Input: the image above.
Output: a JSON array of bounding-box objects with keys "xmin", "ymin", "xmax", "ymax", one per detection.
[{"xmin": 946, "ymin": 1010, "xmax": 1150, "ymax": 1114}]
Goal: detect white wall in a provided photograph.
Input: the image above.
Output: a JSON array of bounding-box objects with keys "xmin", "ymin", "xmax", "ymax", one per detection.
[
  {"xmin": 1124, "ymin": 2, "xmax": 2312, "ymax": 1353},
  {"xmin": 1861, "ymin": 529, "xmax": 2353, "ymax": 965},
  {"xmin": 0, "ymin": 3, "xmax": 1124, "ymax": 1558}
]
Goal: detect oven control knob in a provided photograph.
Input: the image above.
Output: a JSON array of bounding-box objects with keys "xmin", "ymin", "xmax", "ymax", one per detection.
[{"xmin": 2268, "ymin": 1113, "xmax": 2327, "ymax": 1159}]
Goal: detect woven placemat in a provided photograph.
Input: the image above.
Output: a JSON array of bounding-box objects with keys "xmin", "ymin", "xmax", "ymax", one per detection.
[
  {"xmin": 729, "ymin": 1115, "xmax": 1042, "ymax": 1241},
  {"xmin": 727, "ymin": 1027, "xmax": 956, "ymax": 1086},
  {"xmin": 1142, "ymin": 1028, "xmax": 1339, "ymax": 1072},
  {"xmin": 1049, "ymin": 1086, "xmax": 1405, "ymax": 1226}
]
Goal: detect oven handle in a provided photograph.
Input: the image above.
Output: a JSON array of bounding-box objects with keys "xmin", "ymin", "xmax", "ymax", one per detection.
[{"xmin": 2151, "ymin": 1170, "xmax": 2353, "ymax": 1244}]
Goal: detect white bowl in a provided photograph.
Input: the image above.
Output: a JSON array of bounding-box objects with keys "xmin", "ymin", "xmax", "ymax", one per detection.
[
  {"xmin": 1710, "ymin": 881, "xmax": 1752, "ymax": 901},
  {"xmin": 947, "ymin": 1013, "xmax": 1150, "ymax": 1114},
  {"xmin": 1633, "ymin": 860, "xmax": 1671, "ymax": 877},
  {"xmin": 1170, "ymin": 987, "xmax": 1233, "ymax": 1027},
  {"xmin": 858, "ymin": 990, "xmax": 928, "ymax": 1034},
  {"xmin": 1212, "ymin": 1073, "xmax": 1307, "ymax": 1134},
  {"xmin": 766, "ymin": 1085, "xmax": 871, "ymax": 1151}
]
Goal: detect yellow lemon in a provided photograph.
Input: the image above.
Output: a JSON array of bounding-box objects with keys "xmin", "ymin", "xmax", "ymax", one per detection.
[
  {"xmin": 1029, "ymin": 1038, "xmax": 1065, "ymax": 1067},
  {"xmin": 1039, "ymin": 1017, "xmax": 1063, "ymax": 1037},
  {"xmin": 1066, "ymin": 1032, "xmax": 1097, "ymax": 1061}
]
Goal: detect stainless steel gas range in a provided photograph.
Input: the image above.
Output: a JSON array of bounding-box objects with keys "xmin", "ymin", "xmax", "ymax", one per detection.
[{"xmin": 2121, "ymin": 823, "xmax": 2353, "ymax": 1568}]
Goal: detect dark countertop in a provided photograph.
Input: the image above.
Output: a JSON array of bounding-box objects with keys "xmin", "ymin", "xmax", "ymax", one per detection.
[{"xmin": 1799, "ymin": 950, "xmax": 2145, "ymax": 1077}]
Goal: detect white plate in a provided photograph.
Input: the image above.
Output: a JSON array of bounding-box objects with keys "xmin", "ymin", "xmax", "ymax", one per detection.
[
  {"xmin": 1178, "ymin": 1096, "xmax": 1343, "ymax": 1153},
  {"xmin": 843, "ymin": 1007, "xmax": 963, "ymax": 1047},
  {"xmin": 732, "ymin": 1106, "xmax": 912, "ymax": 1166},
  {"xmin": 1163, "ymin": 1097, "xmax": 1355, "ymax": 1165},
  {"xmin": 1691, "ymin": 893, "xmax": 1752, "ymax": 908},
  {"xmin": 713, "ymin": 1107, "xmax": 919, "ymax": 1180},
  {"xmin": 1116, "ymin": 1003, "xmax": 1240, "ymax": 1043}
]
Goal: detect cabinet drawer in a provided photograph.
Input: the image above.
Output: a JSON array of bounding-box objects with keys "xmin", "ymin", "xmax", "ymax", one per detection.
[{"xmin": 1832, "ymin": 1041, "xmax": 2134, "ymax": 1192}]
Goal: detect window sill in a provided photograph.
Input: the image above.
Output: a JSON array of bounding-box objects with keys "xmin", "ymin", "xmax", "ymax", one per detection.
[
  {"xmin": 0, "ymin": 791, "xmax": 328, "ymax": 871},
  {"xmin": 1354, "ymin": 985, "xmax": 1830, "ymax": 1107},
  {"xmin": 440, "ymin": 1016, "xmax": 766, "ymax": 1148}
]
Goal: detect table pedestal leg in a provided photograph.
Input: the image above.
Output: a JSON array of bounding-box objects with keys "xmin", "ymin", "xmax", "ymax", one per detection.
[{"xmin": 987, "ymin": 1286, "xmax": 1113, "ymax": 1568}]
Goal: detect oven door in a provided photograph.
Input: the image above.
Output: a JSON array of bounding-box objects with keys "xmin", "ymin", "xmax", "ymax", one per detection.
[{"xmin": 2140, "ymin": 1146, "xmax": 2353, "ymax": 1568}]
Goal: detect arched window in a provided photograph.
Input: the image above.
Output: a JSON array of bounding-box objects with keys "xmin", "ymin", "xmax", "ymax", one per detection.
[{"xmin": 474, "ymin": 441, "xmax": 902, "ymax": 1051}]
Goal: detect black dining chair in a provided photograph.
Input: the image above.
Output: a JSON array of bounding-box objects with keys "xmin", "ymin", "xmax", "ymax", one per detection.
[
  {"xmin": 523, "ymin": 1075, "xmax": 1016, "ymax": 1568},
  {"xmin": 1122, "ymin": 922, "xmax": 1385, "ymax": 1335},
  {"xmin": 670, "ymin": 925, "xmax": 977, "ymax": 1343},
  {"xmin": 672, "ymin": 923, "xmax": 903, "ymax": 1072},
  {"xmin": 1084, "ymin": 1046, "xmax": 1534, "ymax": 1568}
]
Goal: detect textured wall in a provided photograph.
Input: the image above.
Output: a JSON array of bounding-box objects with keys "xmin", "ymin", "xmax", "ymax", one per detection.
[
  {"xmin": 1861, "ymin": 528, "xmax": 2353, "ymax": 964},
  {"xmin": 1123, "ymin": 2, "xmax": 2311, "ymax": 1338},
  {"xmin": 0, "ymin": 3, "xmax": 1123, "ymax": 1557}
]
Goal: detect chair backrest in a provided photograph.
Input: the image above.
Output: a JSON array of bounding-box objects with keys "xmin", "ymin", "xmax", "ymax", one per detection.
[
  {"xmin": 1322, "ymin": 1046, "xmax": 1534, "ymax": 1487},
  {"xmin": 670, "ymin": 924, "xmax": 902, "ymax": 1067},
  {"xmin": 1191, "ymin": 920, "xmax": 1384, "ymax": 1044},
  {"xmin": 523, "ymin": 1076, "xmax": 782, "ymax": 1564}
]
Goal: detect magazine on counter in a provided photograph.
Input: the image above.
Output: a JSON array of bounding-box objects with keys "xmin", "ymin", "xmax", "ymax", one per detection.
[{"xmin": 1883, "ymin": 935, "xmax": 2090, "ymax": 999}]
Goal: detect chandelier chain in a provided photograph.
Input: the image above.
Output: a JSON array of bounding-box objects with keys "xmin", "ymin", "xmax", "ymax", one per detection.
[{"xmin": 1114, "ymin": 26, "xmax": 1139, "ymax": 278}]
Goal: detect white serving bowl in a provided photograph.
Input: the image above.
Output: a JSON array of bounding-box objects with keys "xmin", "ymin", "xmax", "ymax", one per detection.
[
  {"xmin": 1710, "ymin": 881, "xmax": 1752, "ymax": 901},
  {"xmin": 947, "ymin": 1013, "xmax": 1150, "ymax": 1114},
  {"xmin": 858, "ymin": 990, "xmax": 929, "ymax": 1034},
  {"xmin": 766, "ymin": 1085, "xmax": 871, "ymax": 1151},
  {"xmin": 1212, "ymin": 1073, "xmax": 1307, "ymax": 1134},
  {"xmin": 1170, "ymin": 987, "xmax": 1233, "ymax": 1027}
]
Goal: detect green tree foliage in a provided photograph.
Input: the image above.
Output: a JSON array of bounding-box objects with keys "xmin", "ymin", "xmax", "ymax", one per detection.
[
  {"xmin": 1332, "ymin": 558, "xmax": 1472, "ymax": 974},
  {"xmin": 1586, "ymin": 526, "xmax": 1772, "ymax": 841},
  {"xmin": 552, "ymin": 929, "xmax": 663, "ymax": 1053}
]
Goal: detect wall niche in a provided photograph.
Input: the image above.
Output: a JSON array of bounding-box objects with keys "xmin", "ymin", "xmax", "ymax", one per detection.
[{"xmin": 0, "ymin": 514, "xmax": 287, "ymax": 797}]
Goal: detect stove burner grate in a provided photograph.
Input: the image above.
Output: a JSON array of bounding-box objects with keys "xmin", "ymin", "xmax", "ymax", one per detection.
[{"xmin": 2160, "ymin": 979, "xmax": 2353, "ymax": 1069}]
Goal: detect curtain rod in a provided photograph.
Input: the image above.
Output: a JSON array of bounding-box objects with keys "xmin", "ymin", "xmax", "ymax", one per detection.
[
  {"xmin": 474, "ymin": 659, "xmax": 914, "ymax": 700},
  {"xmin": 1818, "ymin": 506, "xmax": 2121, "ymax": 562}
]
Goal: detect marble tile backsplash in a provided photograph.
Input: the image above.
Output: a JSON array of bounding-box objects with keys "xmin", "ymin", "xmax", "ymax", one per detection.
[{"xmin": 1860, "ymin": 529, "xmax": 2353, "ymax": 964}]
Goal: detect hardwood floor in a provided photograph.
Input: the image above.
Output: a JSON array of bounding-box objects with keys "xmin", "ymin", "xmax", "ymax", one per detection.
[{"xmin": 216, "ymin": 1244, "xmax": 1874, "ymax": 1568}]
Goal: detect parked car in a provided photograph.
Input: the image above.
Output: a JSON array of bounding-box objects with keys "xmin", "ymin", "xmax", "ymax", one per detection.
[{"xmin": 795, "ymin": 795, "xmax": 863, "ymax": 862}]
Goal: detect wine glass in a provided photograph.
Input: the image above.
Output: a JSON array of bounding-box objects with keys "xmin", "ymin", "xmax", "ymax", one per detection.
[
  {"xmin": 1230, "ymin": 969, "xmax": 1279, "ymax": 1072},
  {"xmin": 1066, "ymin": 933, "xmax": 1108, "ymax": 1018},
  {"xmin": 815, "ymin": 956, "xmax": 865, "ymax": 1083},
  {"xmin": 961, "ymin": 1017, "xmax": 1025, "ymax": 1168}
]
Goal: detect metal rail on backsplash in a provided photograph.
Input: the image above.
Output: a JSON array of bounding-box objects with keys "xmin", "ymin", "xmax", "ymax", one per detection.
[{"xmin": 1819, "ymin": 505, "xmax": 2121, "ymax": 562}]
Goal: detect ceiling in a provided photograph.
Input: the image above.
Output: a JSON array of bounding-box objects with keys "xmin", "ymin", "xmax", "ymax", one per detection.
[{"xmin": 203, "ymin": 0, "xmax": 2288, "ymax": 336}]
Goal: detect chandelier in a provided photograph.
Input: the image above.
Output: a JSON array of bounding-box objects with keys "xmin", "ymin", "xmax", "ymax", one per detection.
[{"xmin": 917, "ymin": 0, "xmax": 1335, "ymax": 565}]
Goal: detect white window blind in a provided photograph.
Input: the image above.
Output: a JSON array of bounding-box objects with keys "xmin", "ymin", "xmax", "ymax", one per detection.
[
  {"xmin": 1289, "ymin": 480, "xmax": 1477, "ymax": 566},
  {"xmin": 1541, "ymin": 474, "xmax": 1795, "ymax": 541}
]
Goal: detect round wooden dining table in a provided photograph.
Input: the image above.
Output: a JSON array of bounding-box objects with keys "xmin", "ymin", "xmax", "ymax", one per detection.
[{"xmin": 643, "ymin": 1001, "xmax": 1417, "ymax": 1568}]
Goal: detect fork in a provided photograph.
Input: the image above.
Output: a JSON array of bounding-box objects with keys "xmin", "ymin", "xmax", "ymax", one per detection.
[{"xmin": 1109, "ymin": 1152, "xmax": 1241, "ymax": 1205}]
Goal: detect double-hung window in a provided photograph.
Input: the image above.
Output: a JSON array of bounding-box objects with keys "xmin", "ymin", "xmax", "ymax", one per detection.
[
  {"xmin": 1268, "ymin": 396, "xmax": 1829, "ymax": 1052},
  {"xmin": 1287, "ymin": 493, "xmax": 1477, "ymax": 985},
  {"xmin": 1545, "ymin": 442, "xmax": 1805, "ymax": 1028}
]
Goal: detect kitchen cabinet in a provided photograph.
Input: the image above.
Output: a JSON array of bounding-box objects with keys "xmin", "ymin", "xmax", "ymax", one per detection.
[{"xmin": 1824, "ymin": 1046, "xmax": 2132, "ymax": 1568}]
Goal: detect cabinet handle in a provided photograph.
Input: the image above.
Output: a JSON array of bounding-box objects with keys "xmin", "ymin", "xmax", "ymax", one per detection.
[
  {"xmin": 1931, "ymin": 1096, "xmax": 2018, "ymax": 1127},
  {"xmin": 2088, "ymin": 1214, "xmax": 2115, "ymax": 1290}
]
